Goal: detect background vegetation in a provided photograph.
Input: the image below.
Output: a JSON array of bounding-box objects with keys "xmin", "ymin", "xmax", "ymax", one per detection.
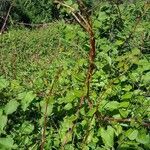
[{"xmin": 0, "ymin": 0, "xmax": 150, "ymax": 149}]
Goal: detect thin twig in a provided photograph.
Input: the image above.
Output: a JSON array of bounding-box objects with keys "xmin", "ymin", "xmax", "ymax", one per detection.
[
  {"xmin": 55, "ymin": 1, "xmax": 96, "ymax": 147},
  {"xmin": 0, "ymin": 5, "xmax": 12, "ymax": 34},
  {"xmin": 40, "ymin": 68, "xmax": 63, "ymax": 150},
  {"xmin": 14, "ymin": 22, "xmax": 53, "ymax": 27},
  {"xmin": 81, "ymin": 2, "xmax": 149, "ymax": 145},
  {"xmin": 103, "ymin": 117, "xmax": 150, "ymax": 127}
]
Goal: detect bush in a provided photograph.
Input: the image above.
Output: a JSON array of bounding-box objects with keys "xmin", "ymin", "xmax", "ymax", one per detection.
[
  {"xmin": 0, "ymin": 0, "xmax": 58, "ymax": 29},
  {"xmin": 0, "ymin": 0, "xmax": 150, "ymax": 149}
]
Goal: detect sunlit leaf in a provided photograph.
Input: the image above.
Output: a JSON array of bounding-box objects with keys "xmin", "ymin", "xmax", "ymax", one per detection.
[
  {"xmin": 128, "ymin": 130, "xmax": 138, "ymax": 140},
  {"xmin": 104, "ymin": 101, "xmax": 119, "ymax": 111},
  {"xmin": 4, "ymin": 99, "xmax": 19, "ymax": 115},
  {"xmin": 0, "ymin": 77, "xmax": 9, "ymax": 90},
  {"xmin": 0, "ymin": 137, "xmax": 17, "ymax": 149},
  {"xmin": 18, "ymin": 91, "xmax": 36, "ymax": 111},
  {"xmin": 100, "ymin": 126, "xmax": 114, "ymax": 148}
]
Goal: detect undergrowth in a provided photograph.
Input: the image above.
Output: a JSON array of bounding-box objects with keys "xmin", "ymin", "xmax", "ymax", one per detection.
[{"xmin": 0, "ymin": 1, "xmax": 150, "ymax": 150}]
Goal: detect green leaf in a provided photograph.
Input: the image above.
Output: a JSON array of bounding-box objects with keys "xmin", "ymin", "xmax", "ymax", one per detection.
[
  {"xmin": 138, "ymin": 59, "xmax": 150, "ymax": 72},
  {"xmin": 115, "ymin": 40, "xmax": 124, "ymax": 46},
  {"xmin": 80, "ymin": 107, "xmax": 85, "ymax": 116},
  {"xmin": 4, "ymin": 100, "xmax": 19, "ymax": 115},
  {"xmin": 114, "ymin": 124, "xmax": 122, "ymax": 136},
  {"xmin": 0, "ymin": 137, "xmax": 17, "ymax": 149},
  {"xmin": 121, "ymin": 92, "xmax": 133, "ymax": 99},
  {"xmin": 128, "ymin": 130, "xmax": 138, "ymax": 140},
  {"xmin": 98, "ymin": 12, "xmax": 108, "ymax": 21},
  {"xmin": 66, "ymin": 0, "xmax": 73, "ymax": 5},
  {"xmin": 94, "ymin": 20, "xmax": 101, "ymax": 28},
  {"xmin": 104, "ymin": 101, "xmax": 119, "ymax": 111},
  {"xmin": 0, "ymin": 77, "xmax": 9, "ymax": 90},
  {"xmin": 21, "ymin": 121, "xmax": 34, "ymax": 134},
  {"xmin": 18, "ymin": 91, "xmax": 36, "ymax": 111},
  {"xmin": 119, "ymin": 109, "xmax": 129, "ymax": 118},
  {"xmin": 69, "ymin": 115, "xmax": 77, "ymax": 122},
  {"xmin": 0, "ymin": 115, "xmax": 7, "ymax": 133},
  {"xmin": 11, "ymin": 80, "xmax": 21, "ymax": 91},
  {"xmin": 123, "ymin": 85, "xmax": 132, "ymax": 91},
  {"xmin": 77, "ymin": 31, "xmax": 86, "ymax": 38},
  {"xmin": 119, "ymin": 75, "xmax": 127, "ymax": 82},
  {"xmin": 100, "ymin": 126, "xmax": 114, "ymax": 148},
  {"xmin": 136, "ymin": 27, "xmax": 144, "ymax": 32},
  {"xmin": 40, "ymin": 97, "xmax": 54, "ymax": 116},
  {"xmin": 64, "ymin": 103, "xmax": 72, "ymax": 110},
  {"xmin": 142, "ymin": 72, "xmax": 150, "ymax": 84},
  {"xmin": 87, "ymin": 107, "xmax": 96, "ymax": 116},
  {"xmin": 72, "ymin": 4, "xmax": 78, "ymax": 10},
  {"xmin": 136, "ymin": 131, "xmax": 150, "ymax": 144},
  {"xmin": 119, "ymin": 102, "xmax": 129, "ymax": 108},
  {"xmin": 131, "ymin": 48, "xmax": 140, "ymax": 55},
  {"xmin": 64, "ymin": 90, "xmax": 82, "ymax": 103},
  {"xmin": 98, "ymin": 100, "xmax": 108, "ymax": 112},
  {"xmin": 64, "ymin": 144, "xmax": 74, "ymax": 150},
  {"xmin": 87, "ymin": 130, "xmax": 94, "ymax": 144},
  {"xmin": 100, "ymin": 45, "xmax": 110, "ymax": 52}
]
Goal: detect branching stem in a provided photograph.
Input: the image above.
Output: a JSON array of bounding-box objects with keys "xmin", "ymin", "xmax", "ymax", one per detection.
[{"xmin": 0, "ymin": 4, "xmax": 12, "ymax": 34}]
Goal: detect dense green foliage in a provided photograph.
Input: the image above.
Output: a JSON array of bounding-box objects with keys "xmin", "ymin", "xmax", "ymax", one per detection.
[
  {"xmin": 0, "ymin": 0, "xmax": 57, "ymax": 28},
  {"xmin": 0, "ymin": 0, "xmax": 150, "ymax": 149}
]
